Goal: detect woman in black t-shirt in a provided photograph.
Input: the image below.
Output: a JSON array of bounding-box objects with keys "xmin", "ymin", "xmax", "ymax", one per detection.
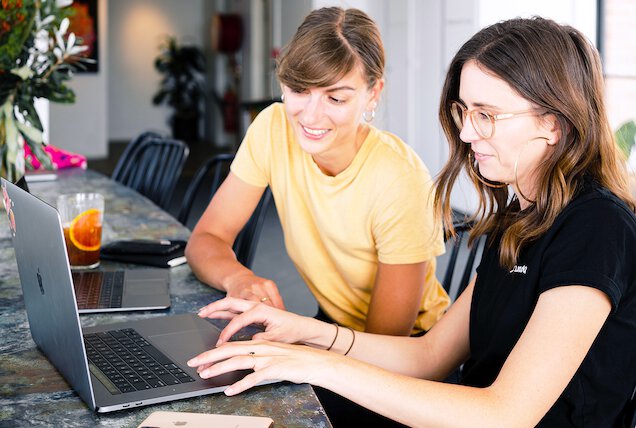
[{"xmin": 186, "ymin": 17, "xmax": 636, "ymax": 427}]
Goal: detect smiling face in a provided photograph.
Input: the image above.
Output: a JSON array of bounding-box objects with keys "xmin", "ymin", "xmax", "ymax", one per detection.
[
  {"xmin": 458, "ymin": 61, "xmax": 559, "ymax": 206},
  {"xmin": 282, "ymin": 66, "xmax": 383, "ymax": 175}
]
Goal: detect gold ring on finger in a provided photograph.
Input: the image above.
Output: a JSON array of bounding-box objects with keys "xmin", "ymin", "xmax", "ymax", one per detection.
[{"xmin": 248, "ymin": 351, "xmax": 256, "ymax": 369}]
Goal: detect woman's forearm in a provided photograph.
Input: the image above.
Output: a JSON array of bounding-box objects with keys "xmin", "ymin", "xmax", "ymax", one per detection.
[
  {"xmin": 317, "ymin": 357, "xmax": 505, "ymax": 427},
  {"xmin": 316, "ymin": 327, "xmax": 453, "ymax": 380},
  {"xmin": 185, "ymin": 232, "xmax": 253, "ymax": 292},
  {"xmin": 326, "ymin": 283, "xmax": 473, "ymax": 380}
]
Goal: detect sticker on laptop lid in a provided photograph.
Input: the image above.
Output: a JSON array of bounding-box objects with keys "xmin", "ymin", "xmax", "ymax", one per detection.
[{"xmin": 1, "ymin": 181, "xmax": 16, "ymax": 237}]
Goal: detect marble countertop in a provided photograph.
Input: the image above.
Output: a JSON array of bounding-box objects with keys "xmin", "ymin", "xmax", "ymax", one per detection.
[{"xmin": 0, "ymin": 169, "xmax": 331, "ymax": 427}]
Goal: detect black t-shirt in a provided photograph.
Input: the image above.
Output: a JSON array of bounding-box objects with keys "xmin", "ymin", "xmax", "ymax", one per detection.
[{"xmin": 462, "ymin": 182, "xmax": 636, "ymax": 427}]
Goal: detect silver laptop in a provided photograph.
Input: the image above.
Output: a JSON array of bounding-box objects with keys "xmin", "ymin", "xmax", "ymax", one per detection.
[
  {"xmin": 2, "ymin": 178, "xmax": 254, "ymax": 412},
  {"xmin": 7, "ymin": 176, "xmax": 171, "ymax": 313},
  {"xmin": 72, "ymin": 268, "xmax": 170, "ymax": 313}
]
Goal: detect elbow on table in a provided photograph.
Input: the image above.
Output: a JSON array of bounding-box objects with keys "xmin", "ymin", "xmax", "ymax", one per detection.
[
  {"xmin": 184, "ymin": 235, "xmax": 208, "ymax": 275},
  {"xmin": 184, "ymin": 238, "xmax": 196, "ymax": 262}
]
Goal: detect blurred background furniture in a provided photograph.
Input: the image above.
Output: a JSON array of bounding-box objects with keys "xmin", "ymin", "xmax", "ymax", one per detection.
[
  {"xmin": 111, "ymin": 131, "xmax": 162, "ymax": 180},
  {"xmin": 440, "ymin": 214, "xmax": 485, "ymax": 302},
  {"xmin": 177, "ymin": 153, "xmax": 273, "ymax": 269},
  {"xmin": 112, "ymin": 133, "xmax": 189, "ymax": 210}
]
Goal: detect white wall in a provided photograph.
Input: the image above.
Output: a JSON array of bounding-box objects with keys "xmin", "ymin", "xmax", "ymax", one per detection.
[
  {"xmin": 270, "ymin": 0, "xmax": 312, "ymax": 98},
  {"xmin": 242, "ymin": 0, "xmax": 312, "ymax": 99},
  {"xmin": 442, "ymin": 0, "xmax": 480, "ymax": 213},
  {"xmin": 479, "ymin": 0, "xmax": 597, "ymax": 41},
  {"xmin": 107, "ymin": 0, "xmax": 206, "ymax": 142},
  {"xmin": 48, "ymin": 0, "xmax": 207, "ymax": 158},
  {"xmin": 386, "ymin": 1, "xmax": 445, "ymax": 179},
  {"xmin": 49, "ymin": 0, "xmax": 108, "ymax": 158},
  {"xmin": 604, "ymin": 0, "xmax": 636, "ymax": 131}
]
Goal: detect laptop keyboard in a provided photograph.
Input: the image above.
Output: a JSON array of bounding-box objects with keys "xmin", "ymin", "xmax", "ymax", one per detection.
[
  {"xmin": 84, "ymin": 328, "xmax": 195, "ymax": 394},
  {"xmin": 73, "ymin": 271, "xmax": 124, "ymax": 309}
]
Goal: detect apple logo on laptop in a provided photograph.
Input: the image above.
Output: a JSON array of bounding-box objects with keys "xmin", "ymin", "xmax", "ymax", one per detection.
[{"xmin": 37, "ymin": 268, "xmax": 45, "ymax": 295}]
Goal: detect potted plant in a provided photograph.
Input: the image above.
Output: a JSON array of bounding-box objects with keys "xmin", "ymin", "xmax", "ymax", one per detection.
[
  {"xmin": 0, "ymin": 0, "xmax": 92, "ymax": 182},
  {"xmin": 616, "ymin": 120, "xmax": 636, "ymax": 160},
  {"xmin": 615, "ymin": 120, "xmax": 636, "ymax": 196},
  {"xmin": 152, "ymin": 36, "xmax": 206, "ymax": 142}
]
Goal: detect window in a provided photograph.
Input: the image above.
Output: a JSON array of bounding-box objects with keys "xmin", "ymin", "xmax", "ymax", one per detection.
[{"xmin": 601, "ymin": 0, "xmax": 636, "ymax": 133}]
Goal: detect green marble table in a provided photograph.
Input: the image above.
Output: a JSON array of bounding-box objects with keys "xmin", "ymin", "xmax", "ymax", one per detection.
[{"xmin": 0, "ymin": 169, "xmax": 331, "ymax": 427}]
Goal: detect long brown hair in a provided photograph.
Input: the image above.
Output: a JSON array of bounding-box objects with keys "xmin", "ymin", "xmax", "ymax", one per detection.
[
  {"xmin": 276, "ymin": 7, "xmax": 384, "ymax": 90},
  {"xmin": 435, "ymin": 17, "xmax": 635, "ymax": 268}
]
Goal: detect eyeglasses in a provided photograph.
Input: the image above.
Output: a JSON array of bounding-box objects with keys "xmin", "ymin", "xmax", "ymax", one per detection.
[{"xmin": 450, "ymin": 101, "xmax": 539, "ymax": 139}]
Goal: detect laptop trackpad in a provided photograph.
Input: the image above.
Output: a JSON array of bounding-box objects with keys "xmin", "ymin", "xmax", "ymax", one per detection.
[
  {"xmin": 148, "ymin": 327, "xmax": 250, "ymax": 387},
  {"xmin": 124, "ymin": 269, "xmax": 169, "ymax": 296},
  {"xmin": 149, "ymin": 328, "xmax": 218, "ymax": 363},
  {"xmin": 125, "ymin": 282, "xmax": 167, "ymax": 295}
]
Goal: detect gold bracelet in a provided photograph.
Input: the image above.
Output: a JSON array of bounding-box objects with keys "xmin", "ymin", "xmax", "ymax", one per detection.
[
  {"xmin": 326, "ymin": 323, "xmax": 339, "ymax": 351},
  {"xmin": 343, "ymin": 326, "xmax": 355, "ymax": 356}
]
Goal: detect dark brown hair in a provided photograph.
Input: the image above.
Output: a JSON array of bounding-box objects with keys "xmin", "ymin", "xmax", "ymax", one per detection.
[
  {"xmin": 435, "ymin": 17, "xmax": 635, "ymax": 268},
  {"xmin": 276, "ymin": 7, "xmax": 384, "ymax": 90}
]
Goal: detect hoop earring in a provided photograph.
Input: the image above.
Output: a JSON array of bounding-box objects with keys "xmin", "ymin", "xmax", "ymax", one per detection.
[
  {"xmin": 513, "ymin": 137, "xmax": 549, "ymax": 205},
  {"xmin": 467, "ymin": 152, "xmax": 507, "ymax": 189},
  {"xmin": 363, "ymin": 109, "xmax": 376, "ymax": 123}
]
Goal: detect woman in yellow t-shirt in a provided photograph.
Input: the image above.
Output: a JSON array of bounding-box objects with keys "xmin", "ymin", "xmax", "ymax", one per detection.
[{"xmin": 186, "ymin": 7, "xmax": 448, "ymax": 338}]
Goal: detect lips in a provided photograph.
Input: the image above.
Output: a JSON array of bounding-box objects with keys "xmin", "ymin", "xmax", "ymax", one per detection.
[
  {"xmin": 301, "ymin": 124, "xmax": 330, "ymax": 140},
  {"xmin": 473, "ymin": 151, "xmax": 492, "ymax": 161}
]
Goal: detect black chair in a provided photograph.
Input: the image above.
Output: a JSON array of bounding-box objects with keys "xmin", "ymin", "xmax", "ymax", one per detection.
[
  {"xmin": 111, "ymin": 131, "xmax": 163, "ymax": 180},
  {"xmin": 625, "ymin": 385, "xmax": 636, "ymax": 428},
  {"xmin": 112, "ymin": 134, "xmax": 189, "ymax": 210},
  {"xmin": 441, "ymin": 217, "xmax": 485, "ymax": 385},
  {"xmin": 441, "ymin": 219, "xmax": 485, "ymax": 302},
  {"xmin": 177, "ymin": 153, "xmax": 273, "ymax": 269}
]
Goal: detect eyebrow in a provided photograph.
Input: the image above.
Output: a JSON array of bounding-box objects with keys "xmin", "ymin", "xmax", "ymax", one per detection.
[
  {"xmin": 325, "ymin": 86, "xmax": 356, "ymax": 93},
  {"xmin": 458, "ymin": 97, "xmax": 500, "ymax": 110}
]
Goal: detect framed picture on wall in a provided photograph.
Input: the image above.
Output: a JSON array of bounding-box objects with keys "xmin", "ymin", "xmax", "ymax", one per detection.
[{"xmin": 68, "ymin": 0, "xmax": 99, "ymax": 73}]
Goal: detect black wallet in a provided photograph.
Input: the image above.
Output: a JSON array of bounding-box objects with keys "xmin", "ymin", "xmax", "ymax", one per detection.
[{"xmin": 100, "ymin": 239, "xmax": 187, "ymax": 268}]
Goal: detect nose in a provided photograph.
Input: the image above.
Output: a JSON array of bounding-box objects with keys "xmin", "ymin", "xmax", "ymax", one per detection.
[
  {"xmin": 301, "ymin": 94, "xmax": 324, "ymax": 125},
  {"xmin": 459, "ymin": 114, "xmax": 480, "ymax": 143}
]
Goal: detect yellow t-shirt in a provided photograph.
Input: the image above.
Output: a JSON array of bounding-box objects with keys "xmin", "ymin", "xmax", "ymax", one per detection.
[{"xmin": 231, "ymin": 103, "xmax": 449, "ymax": 333}]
